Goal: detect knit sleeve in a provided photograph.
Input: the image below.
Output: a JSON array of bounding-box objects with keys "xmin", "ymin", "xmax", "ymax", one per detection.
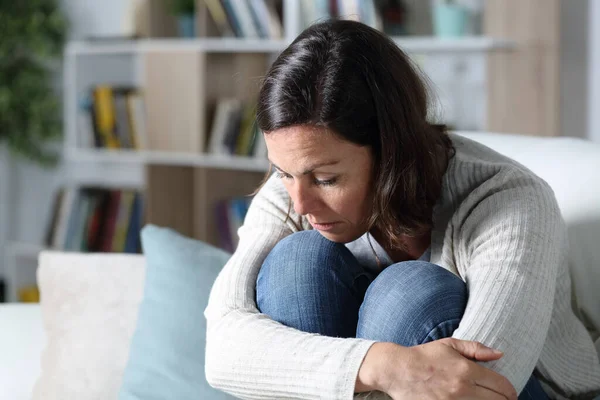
[
  {"xmin": 451, "ymin": 170, "xmax": 565, "ymax": 393},
  {"xmin": 204, "ymin": 175, "xmax": 376, "ymax": 399}
]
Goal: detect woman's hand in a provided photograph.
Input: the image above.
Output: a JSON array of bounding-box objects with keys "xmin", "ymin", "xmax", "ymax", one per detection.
[{"xmin": 356, "ymin": 339, "xmax": 518, "ymax": 399}]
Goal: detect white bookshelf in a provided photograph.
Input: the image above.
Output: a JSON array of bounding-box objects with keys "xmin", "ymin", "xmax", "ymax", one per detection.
[
  {"xmin": 67, "ymin": 148, "xmax": 270, "ymax": 172},
  {"xmin": 63, "ymin": 36, "xmax": 515, "ymax": 175},
  {"xmin": 65, "ymin": 36, "xmax": 513, "ymax": 57},
  {"xmin": 5, "ymin": 0, "xmax": 519, "ymax": 303},
  {"xmin": 66, "ymin": 38, "xmax": 289, "ymax": 55},
  {"xmin": 393, "ymin": 36, "xmax": 514, "ymax": 53}
]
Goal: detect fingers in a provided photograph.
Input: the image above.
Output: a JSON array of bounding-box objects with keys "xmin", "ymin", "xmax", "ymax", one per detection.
[
  {"xmin": 440, "ymin": 339, "xmax": 517, "ymax": 400},
  {"xmin": 472, "ymin": 385, "xmax": 515, "ymax": 400},
  {"xmin": 442, "ymin": 338, "xmax": 504, "ymax": 361},
  {"xmin": 473, "ymin": 368, "xmax": 518, "ymax": 400}
]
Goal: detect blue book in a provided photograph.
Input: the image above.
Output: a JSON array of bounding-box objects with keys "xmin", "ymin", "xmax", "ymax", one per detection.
[
  {"xmin": 124, "ymin": 193, "xmax": 144, "ymax": 253},
  {"xmin": 221, "ymin": 0, "xmax": 244, "ymax": 37}
]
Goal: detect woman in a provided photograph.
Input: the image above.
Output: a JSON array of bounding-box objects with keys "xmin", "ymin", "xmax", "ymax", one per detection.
[{"xmin": 205, "ymin": 20, "xmax": 600, "ymax": 399}]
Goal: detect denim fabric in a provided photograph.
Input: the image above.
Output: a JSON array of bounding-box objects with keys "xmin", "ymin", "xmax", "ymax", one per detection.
[{"xmin": 257, "ymin": 231, "xmax": 549, "ymax": 399}]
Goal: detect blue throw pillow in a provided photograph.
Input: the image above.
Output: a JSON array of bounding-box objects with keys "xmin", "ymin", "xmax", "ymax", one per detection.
[{"xmin": 119, "ymin": 224, "xmax": 235, "ymax": 400}]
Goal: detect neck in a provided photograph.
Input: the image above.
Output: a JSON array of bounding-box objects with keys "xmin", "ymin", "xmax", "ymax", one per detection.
[{"xmin": 369, "ymin": 228, "xmax": 431, "ymax": 263}]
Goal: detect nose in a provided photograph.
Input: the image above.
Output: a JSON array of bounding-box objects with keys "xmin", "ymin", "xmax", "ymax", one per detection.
[{"xmin": 290, "ymin": 182, "xmax": 317, "ymax": 216}]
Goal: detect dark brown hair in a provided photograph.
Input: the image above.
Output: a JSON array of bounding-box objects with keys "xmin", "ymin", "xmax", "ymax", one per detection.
[{"xmin": 256, "ymin": 19, "xmax": 454, "ymax": 250}]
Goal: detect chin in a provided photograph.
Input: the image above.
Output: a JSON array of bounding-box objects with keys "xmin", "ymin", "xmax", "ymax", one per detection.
[{"xmin": 316, "ymin": 229, "xmax": 363, "ymax": 244}]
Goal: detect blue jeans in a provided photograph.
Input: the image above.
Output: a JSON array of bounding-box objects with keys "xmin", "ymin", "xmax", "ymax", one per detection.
[{"xmin": 256, "ymin": 231, "xmax": 549, "ymax": 399}]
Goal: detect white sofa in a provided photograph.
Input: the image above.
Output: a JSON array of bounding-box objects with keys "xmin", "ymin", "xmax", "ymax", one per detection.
[{"xmin": 2, "ymin": 131, "xmax": 600, "ymax": 400}]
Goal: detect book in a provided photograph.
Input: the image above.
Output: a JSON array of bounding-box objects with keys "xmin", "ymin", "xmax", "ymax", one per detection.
[
  {"xmin": 221, "ymin": 0, "xmax": 244, "ymax": 37},
  {"xmin": 248, "ymin": 0, "xmax": 271, "ymax": 38},
  {"xmin": 124, "ymin": 193, "xmax": 144, "ymax": 253},
  {"xmin": 51, "ymin": 187, "xmax": 78, "ymax": 249},
  {"xmin": 227, "ymin": 0, "xmax": 261, "ymax": 38},
  {"xmin": 93, "ymin": 86, "xmax": 120, "ymax": 149},
  {"xmin": 204, "ymin": 0, "xmax": 235, "ymax": 37},
  {"xmin": 208, "ymin": 98, "xmax": 243, "ymax": 155},
  {"xmin": 111, "ymin": 190, "xmax": 136, "ymax": 252},
  {"xmin": 126, "ymin": 91, "xmax": 149, "ymax": 150},
  {"xmin": 47, "ymin": 187, "xmax": 144, "ymax": 253},
  {"xmin": 113, "ymin": 88, "xmax": 136, "ymax": 149}
]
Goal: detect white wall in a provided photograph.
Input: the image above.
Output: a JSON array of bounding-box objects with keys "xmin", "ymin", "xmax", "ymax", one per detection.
[
  {"xmin": 560, "ymin": 0, "xmax": 589, "ymax": 139},
  {"xmin": 589, "ymin": 0, "xmax": 600, "ymax": 142},
  {"xmin": 62, "ymin": 0, "xmax": 131, "ymax": 40}
]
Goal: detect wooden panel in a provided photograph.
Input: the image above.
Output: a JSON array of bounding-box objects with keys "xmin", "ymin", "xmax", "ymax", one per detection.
[
  {"xmin": 484, "ymin": 0, "xmax": 559, "ymax": 47},
  {"xmin": 145, "ymin": 165, "xmax": 195, "ymax": 239},
  {"xmin": 147, "ymin": 0, "xmax": 178, "ymax": 38},
  {"xmin": 193, "ymin": 168, "xmax": 266, "ymax": 247},
  {"xmin": 484, "ymin": 0, "xmax": 560, "ymax": 137},
  {"xmin": 142, "ymin": 51, "xmax": 206, "ymax": 151},
  {"xmin": 204, "ymin": 53, "xmax": 270, "ymax": 102}
]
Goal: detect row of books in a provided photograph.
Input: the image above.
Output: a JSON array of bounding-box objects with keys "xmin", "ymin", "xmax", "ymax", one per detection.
[
  {"xmin": 301, "ymin": 0, "xmax": 382, "ymax": 30},
  {"xmin": 205, "ymin": 0, "xmax": 284, "ymax": 39},
  {"xmin": 79, "ymin": 85, "xmax": 149, "ymax": 150},
  {"xmin": 46, "ymin": 187, "xmax": 145, "ymax": 254},
  {"xmin": 78, "ymin": 86, "xmax": 268, "ymax": 158},
  {"xmin": 208, "ymin": 98, "xmax": 268, "ymax": 157},
  {"xmin": 215, "ymin": 196, "xmax": 253, "ymax": 253}
]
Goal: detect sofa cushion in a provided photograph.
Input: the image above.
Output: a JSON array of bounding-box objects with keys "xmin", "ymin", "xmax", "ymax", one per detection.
[
  {"xmin": 457, "ymin": 131, "xmax": 600, "ymax": 334},
  {"xmin": 0, "ymin": 304, "xmax": 45, "ymax": 400},
  {"xmin": 33, "ymin": 252, "xmax": 146, "ymax": 400},
  {"xmin": 118, "ymin": 225, "xmax": 234, "ymax": 400}
]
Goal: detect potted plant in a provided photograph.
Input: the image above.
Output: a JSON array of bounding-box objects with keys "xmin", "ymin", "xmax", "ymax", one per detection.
[
  {"xmin": 432, "ymin": 0, "xmax": 469, "ymax": 37},
  {"xmin": 0, "ymin": 0, "xmax": 67, "ymax": 165},
  {"xmin": 170, "ymin": 0, "xmax": 196, "ymax": 38}
]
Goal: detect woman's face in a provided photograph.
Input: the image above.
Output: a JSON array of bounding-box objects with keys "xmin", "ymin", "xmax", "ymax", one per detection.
[{"xmin": 265, "ymin": 125, "xmax": 374, "ymax": 243}]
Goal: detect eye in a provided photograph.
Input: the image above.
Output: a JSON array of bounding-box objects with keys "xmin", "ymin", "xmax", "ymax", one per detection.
[
  {"xmin": 275, "ymin": 170, "xmax": 292, "ymax": 180},
  {"xmin": 315, "ymin": 178, "xmax": 337, "ymax": 186}
]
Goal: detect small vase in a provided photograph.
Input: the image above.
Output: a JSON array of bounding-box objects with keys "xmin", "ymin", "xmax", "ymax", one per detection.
[
  {"xmin": 177, "ymin": 14, "xmax": 196, "ymax": 38},
  {"xmin": 433, "ymin": 3, "xmax": 468, "ymax": 37}
]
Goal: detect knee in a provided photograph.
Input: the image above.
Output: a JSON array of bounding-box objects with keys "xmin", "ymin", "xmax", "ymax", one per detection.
[
  {"xmin": 357, "ymin": 261, "xmax": 467, "ymax": 345},
  {"xmin": 372, "ymin": 261, "xmax": 467, "ymax": 304},
  {"xmin": 256, "ymin": 230, "xmax": 348, "ymax": 308},
  {"xmin": 258, "ymin": 230, "xmax": 341, "ymax": 284}
]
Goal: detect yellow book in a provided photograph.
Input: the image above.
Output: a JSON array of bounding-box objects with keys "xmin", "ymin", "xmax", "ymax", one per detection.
[
  {"xmin": 93, "ymin": 86, "xmax": 120, "ymax": 149},
  {"xmin": 111, "ymin": 190, "xmax": 136, "ymax": 253}
]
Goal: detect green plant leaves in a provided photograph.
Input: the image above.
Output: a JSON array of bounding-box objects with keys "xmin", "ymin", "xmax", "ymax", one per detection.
[{"xmin": 0, "ymin": 0, "xmax": 66, "ymax": 166}]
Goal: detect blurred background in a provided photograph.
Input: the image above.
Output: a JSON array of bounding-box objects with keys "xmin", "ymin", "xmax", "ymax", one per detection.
[{"xmin": 0, "ymin": 0, "xmax": 597, "ymax": 303}]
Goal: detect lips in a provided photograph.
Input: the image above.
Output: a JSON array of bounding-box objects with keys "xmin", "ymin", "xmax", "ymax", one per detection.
[{"xmin": 310, "ymin": 220, "xmax": 340, "ymax": 231}]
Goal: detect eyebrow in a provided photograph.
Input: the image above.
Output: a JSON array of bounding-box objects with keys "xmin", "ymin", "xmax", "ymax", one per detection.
[{"xmin": 269, "ymin": 160, "xmax": 339, "ymax": 175}]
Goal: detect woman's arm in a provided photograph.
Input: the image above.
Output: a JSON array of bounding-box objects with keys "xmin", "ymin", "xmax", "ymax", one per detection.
[
  {"xmin": 204, "ymin": 175, "xmax": 376, "ymax": 399},
  {"xmin": 451, "ymin": 170, "xmax": 564, "ymax": 393}
]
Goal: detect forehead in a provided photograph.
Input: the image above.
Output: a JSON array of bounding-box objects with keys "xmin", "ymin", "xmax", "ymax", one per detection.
[
  {"xmin": 265, "ymin": 125, "xmax": 372, "ymax": 173},
  {"xmin": 265, "ymin": 125, "xmax": 351, "ymax": 154}
]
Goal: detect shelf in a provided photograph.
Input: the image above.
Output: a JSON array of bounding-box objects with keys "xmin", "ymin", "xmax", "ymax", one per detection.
[
  {"xmin": 66, "ymin": 36, "xmax": 515, "ymax": 56},
  {"xmin": 66, "ymin": 38, "xmax": 289, "ymax": 55},
  {"xmin": 393, "ymin": 36, "xmax": 515, "ymax": 53},
  {"xmin": 6, "ymin": 242, "xmax": 48, "ymax": 258},
  {"xmin": 66, "ymin": 149, "xmax": 271, "ymax": 172}
]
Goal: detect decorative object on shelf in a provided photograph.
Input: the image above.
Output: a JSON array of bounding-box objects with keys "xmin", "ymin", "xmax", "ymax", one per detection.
[
  {"xmin": 379, "ymin": 0, "xmax": 409, "ymax": 36},
  {"xmin": 432, "ymin": 0, "xmax": 469, "ymax": 37},
  {"xmin": 170, "ymin": 0, "xmax": 196, "ymax": 38},
  {"xmin": 18, "ymin": 285, "xmax": 40, "ymax": 303},
  {"xmin": 0, "ymin": 0, "xmax": 67, "ymax": 165}
]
